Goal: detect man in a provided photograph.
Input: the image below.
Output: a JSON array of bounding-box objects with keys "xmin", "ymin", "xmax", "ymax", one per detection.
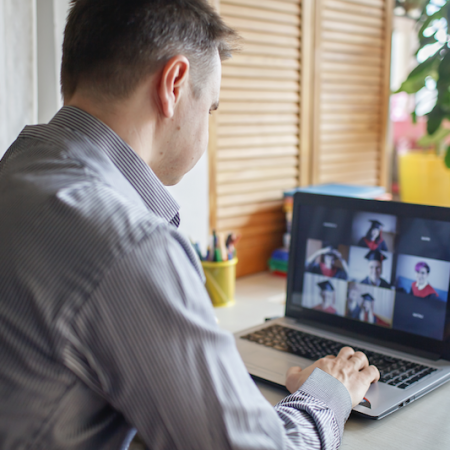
[
  {"xmin": 361, "ymin": 249, "xmax": 390, "ymax": 288},
  {"xmin": 0, "ymin": 1, "xmax": 379, "ymax": 449},
  {"xmin": 313, "ymin": 280, "xmax": 338, "ymax": 314},
  {"xmin": 410, "ymin": 261, "xmax": 439, "ymax": 299}
]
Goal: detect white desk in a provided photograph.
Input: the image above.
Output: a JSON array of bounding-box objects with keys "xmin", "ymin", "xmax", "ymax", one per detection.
[{"xmin": 215, "ymin": 272, "xmax": 450, "ymax": 449}]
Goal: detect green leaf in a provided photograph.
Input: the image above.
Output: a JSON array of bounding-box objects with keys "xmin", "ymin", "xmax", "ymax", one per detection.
[
  {"xmin": 445, "ymin": 146, "xmax": 450, "ymax": 168},
  {"xmin": 427, "ymin": 104, "xmax": 445, "ymax": 134},
  {"xmin": 418, "ymin": 125, "xmax": 450, "ymax": 146},
  {"xmin": 438, "ymin": 49, "xmax": 450, "ymax": 79},
  {"xmin": 417, "ymin": 34, "xmax": 439, "ymax": 51},
  {"xmin": 418, "ymin": 3, "xmax": 448, "ymax": 39},
  {"xmin": 395, "ymin": 51, "xmax": 441, "ymax": 94},
  {"xmin": 412, "ymin": 110, "xmax": 417, "ymax": 124}
]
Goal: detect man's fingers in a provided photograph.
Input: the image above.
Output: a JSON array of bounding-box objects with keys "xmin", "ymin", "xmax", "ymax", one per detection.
[
  {"xmin": 349, "ymin": 351, "xmax": 369, "ymax": 371},
  {"xmin": 363, "ymin": 364, "xmax": 380, "ymax": 383},
  {"xmin": 336, "ymin": 346, "xmax": 355, "ymax": 359}
]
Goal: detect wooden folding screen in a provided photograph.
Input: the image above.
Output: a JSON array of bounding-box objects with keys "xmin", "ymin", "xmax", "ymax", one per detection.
[
  {"xmin": 311, "ymin": 0, "xmax": 393, "ymax": 187},
  {"xmin": 209, "ymin": 0, "xmax": 393, "ymax": 277}
]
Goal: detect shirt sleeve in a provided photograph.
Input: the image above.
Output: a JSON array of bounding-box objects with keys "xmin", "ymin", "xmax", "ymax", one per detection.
[{"xmin": 69, "ymin": 224, "xmax": 352, "ymax": 450}]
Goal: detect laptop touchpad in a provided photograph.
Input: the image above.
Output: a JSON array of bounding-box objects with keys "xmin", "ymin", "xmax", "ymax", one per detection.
[{"xmin": 244, "ymin": 348, "xmax": 311, "ymax": 376}]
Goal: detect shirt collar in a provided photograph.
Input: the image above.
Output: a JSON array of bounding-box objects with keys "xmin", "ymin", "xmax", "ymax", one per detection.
[{"xmin": 50, "ymin": 106, "xmax": 180, "ymax": 227}]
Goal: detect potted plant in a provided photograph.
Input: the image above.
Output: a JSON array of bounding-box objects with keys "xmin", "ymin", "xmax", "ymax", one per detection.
[{"xmin": 395, "ymin": 0, "xmax": 450, "ymax": 206}]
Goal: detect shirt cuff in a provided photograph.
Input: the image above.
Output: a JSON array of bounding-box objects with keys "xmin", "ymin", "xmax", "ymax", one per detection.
[{"xmin": 297, "ymin": 367, "xmax": 352, "ymax": 436}]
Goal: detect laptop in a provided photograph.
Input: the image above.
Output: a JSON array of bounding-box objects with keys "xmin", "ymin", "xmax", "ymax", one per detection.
[{"xmin": 235, "ymin": 192, "xmax": 450, "ymax": 419}]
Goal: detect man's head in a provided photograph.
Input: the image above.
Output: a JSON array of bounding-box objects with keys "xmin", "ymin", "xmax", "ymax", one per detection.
[
  {"xmin": 61, "ymin": 0, "xmax": 238, "ymax": 101},
  {"xmin": 415, "ymin": 261, "xmax": 430, "ymax": 285},
  {"xmin": 61, "ymin": 0, "xmax": 239, "ymax": 185},
  {"xmin": 364, "ymin": 250, "xmax": 386, "ymax": 284}
]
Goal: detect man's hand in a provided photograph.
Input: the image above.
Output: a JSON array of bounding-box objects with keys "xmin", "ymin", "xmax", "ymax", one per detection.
[{"xmin": 285, "ymin": 347, "xmax": 380, "ymax": 407}]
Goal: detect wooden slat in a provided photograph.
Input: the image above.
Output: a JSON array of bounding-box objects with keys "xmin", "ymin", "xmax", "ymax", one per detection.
[
  {"xmin": 322, "ymin": 30, "xmax": 383, "ymax": 47},
  {"xmin": 218, "ymin": 134, "xmax": 298, "ymax": 148},
  {"xmin": 219, "ymin": 101, "xmax": 299, "ymax": 113},
  {"xmin": 320, "ymin": 141, "xmax": 380, "ymax": 154},
  {"xmin": 321, "ymin": 83, "xmax": 381, "ymax": 94},
  {"xmin": 320, "ymin": 102, "xmax": 381, "ymax": 113},
  {"xmin": 217, "ymin": 177, "xmax": 298, "ymax": 195},
  {"xmin": 239, "ymin": 42, "xmax": 300, "ymax": 58},
  {"xmin": 222, "ymin": 65, "xmax": 299, "ymax": 80},
  {"xmin": 222, "ymin": 15, "xmax": 299, "ymax": 36},
  {"xmin": 217, "ymin": 167, "xmax": 298, "ymax": 184},
  {"xmin": 319, "ymin": 150, "xmax": 379, "ymax": 163},
  {"xmin": 238, "ymin": 30, "xmax": 300, "ymax": 48},
  {"xmin": 325, "ymin": 0, "xmax": 384, "ymax": 17},
  {"xmin": 322, "ymin": 7, "xmax": 384, "ymax": 28},
  {"xmin": 217, "ymin": 222, "xmax": 287, "ymax": 240},
  {"xmin": 217, "ymin": 156, "xmax": 298, "ymax": 171},
  {"xmin": 217, "ymin": 209, "xmax": 286, "ymax": 230},
  {"xmin": 217, "ymin": 145, "xmax": 299, "ymax": 159},
  {"xmin": 320, "ymin": 92, "xmax": 381, "ymax": 103},
  {"xmin": 323, "ymin": 40, "xmax": 382, "ymax": 56},
  {"xmin": 217, "ymin": 200, "xmax": 283, "ymax": 219},
  {"xmin": 220, "ymin": 3, "xmax": 300, "ymax": 26},
  {"xmin": 319, "ymin": 172, "xmax": 379, "ymax": 185},
  {"xmin": 321, "ymin": 61, "xmax": 382, "ymax": 75},
  {"xmin": 218, "ymin": 113, "xmax": 299, "ymax": 125},
  {"xmin": 327, "ymin": 0, "xmax": 384, "ymax": 8},
  {"xmin": 321, "ymin": 112, "xmax": 380, "ymax": 124},
  {"xmin": 217, "ymin": 188, "xmax": 289, "ymax": 206},
  {"xmin": 222, "ymin": 0, "xmax": 300, "ymax": 14},
  {"xmin": 322, "ymin": 51, "xmax": 382, "ymax": 67},
  {"xmin": 320, "ymin": 159, "xmax": 379, "ymax": 174},
  {"xmin": 224, "ymin": 53, "xmax": 300, "ymax": 70},
  {"xmin": 320, "ymin": 132, "xmax": 380, "ymax": 144},
  {"xmin": 218, "ymin": 123, "xmax": 298, "ymax": 137},
  {"xmin": 320, "ymin": 122, "xmax": 381, "ymax": 133},
  {"xmin": 221, "ymin": 89, "xmax": 300, "ymax": 102},
  {"xmin": 321, "ymin": 72, "xmax": 382, "ymax": 85}
]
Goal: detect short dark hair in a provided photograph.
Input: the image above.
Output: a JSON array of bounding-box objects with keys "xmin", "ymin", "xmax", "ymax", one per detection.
[{"xmin": 61, "ymin": 0, "xmax": 239, "ymax": 100}]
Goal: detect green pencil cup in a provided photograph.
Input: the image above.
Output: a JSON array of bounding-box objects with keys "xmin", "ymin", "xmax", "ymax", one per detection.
[{"xmin": 201, "ymin": 258, "xmax": 238, "ymax": 307}]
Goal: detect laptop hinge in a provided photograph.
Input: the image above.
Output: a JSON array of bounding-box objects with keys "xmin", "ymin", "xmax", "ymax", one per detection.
[{"xmin": 291, "ymin": 317, "xmax": 442, "ymax": 361}]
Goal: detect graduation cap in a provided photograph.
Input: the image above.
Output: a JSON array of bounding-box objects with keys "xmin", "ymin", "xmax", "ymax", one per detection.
[
  {"xmin": 364, "ymin": 249, "xmax": 387, "ymax": 262},
  {"xmin": 361, "ymin": 293, "xmax": 374, "ymax": 302},
  {"xmin": 369, "ymin": 220, "xmax": 383, "ymax": 229},
  {"xmin": 317, "ymin": 280, "xmax": 334, "ymax": 291}
]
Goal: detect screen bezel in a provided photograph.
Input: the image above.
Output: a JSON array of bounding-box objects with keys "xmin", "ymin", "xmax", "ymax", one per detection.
[{"xmin": 285, "ymin": 192, "xmax": 450, "ymax": 361}]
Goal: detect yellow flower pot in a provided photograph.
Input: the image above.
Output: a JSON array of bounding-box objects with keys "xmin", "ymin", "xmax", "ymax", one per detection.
[{"xmin": 399, "ymin": 152, "xmax": 450, "ymax": 207}]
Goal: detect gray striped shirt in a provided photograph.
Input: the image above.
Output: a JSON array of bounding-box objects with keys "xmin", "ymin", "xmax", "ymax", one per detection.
[{"xmin": 0, "ymin": 106, "xmax": 351, "ymax": 450}]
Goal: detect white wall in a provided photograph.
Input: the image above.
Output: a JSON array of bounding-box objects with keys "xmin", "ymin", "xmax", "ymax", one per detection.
[
  {"xmin": 0, "ymin": 0, "xmax": 37, "ymax": 156},
  {"xmin": 167, "ymin": 152, "xmax": 209, "ymax": 251},
  {"xmin": 0, "ymin": 0, "xmax": 209, "ymax": 242}
]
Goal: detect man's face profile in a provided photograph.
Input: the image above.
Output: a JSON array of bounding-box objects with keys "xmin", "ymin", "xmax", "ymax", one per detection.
[{"xmin": 154, "ymin": 52, "xmax": 222, "ymax": 186}]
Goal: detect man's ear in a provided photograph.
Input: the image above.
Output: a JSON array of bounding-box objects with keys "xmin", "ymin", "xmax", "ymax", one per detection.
[{"xmin": 158, "ymin": 55, "xmax": 190, "ymax": 119}]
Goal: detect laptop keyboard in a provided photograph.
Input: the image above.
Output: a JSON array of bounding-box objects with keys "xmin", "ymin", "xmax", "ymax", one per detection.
[{"xmin": 241, "ymin": 325, "xmax": 437, "ymax": 389}]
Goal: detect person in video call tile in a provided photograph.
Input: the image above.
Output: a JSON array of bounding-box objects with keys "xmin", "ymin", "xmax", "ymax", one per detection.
[
  {"xmin": 346, "ymin": 284, "xmax": 363, "ymax": 320},
  {"xmin": 313, "ymin": 280, "xmax": 337, "ymax": 314},
  {"xmin": 358, "ymin": 219, "xmax": 388, "ymax": 251},
  {"xmin": 361, "ymin": 249, "xmax": 390, "ymax": 288},
  {"xmin": 360, "ymin": 293, "xmax": 389, "ymax": 327},
  {"xmin": 305, "ymin": 245, "xmax": 348, "ymax": 280},
  {"xmin": 410, "ymin": 262, "xmax": 439, "ymax": 299}
]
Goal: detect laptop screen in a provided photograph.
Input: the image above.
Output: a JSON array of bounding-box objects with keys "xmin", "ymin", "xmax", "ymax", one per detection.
[{"xmin": 286, "ymin": 193, "xmax": 450, "ymax": 357}]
